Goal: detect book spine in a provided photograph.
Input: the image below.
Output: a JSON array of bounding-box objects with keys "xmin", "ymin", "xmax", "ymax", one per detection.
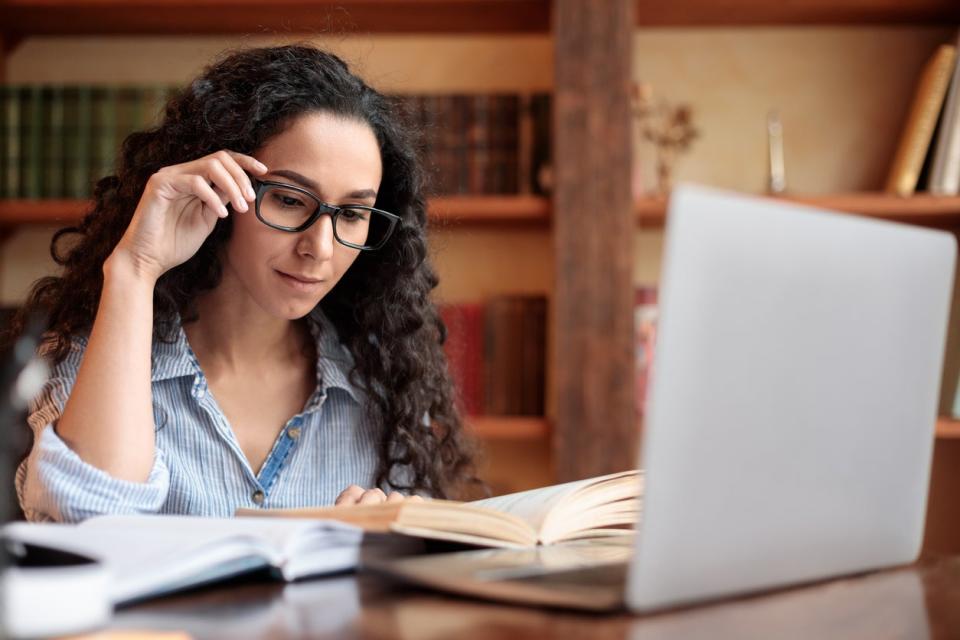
[
  {"xmin": 502, "ymin": 94, "xmax": 521, "ymax": 194},
  {"xmin": 484, "ymin": 297, "xmax": 510, "ymax": 415},
  {"xmin": 89, "ymin": 86, "xmax": 117, "ymax": 192},
  {"xmin": 22, "ymin": 85, "xmax": 43, "ymax": 199},
  {"xmin": 469, "ymin": 94, "xmax": 490, "ymax": 194},
  {"xmin": 885, "ymin": 44, "xmax": 957, "ymax": 197},
  {"xmin": 929, "ymin": 33, "xmax": 960, "ymax": 195},
  {"xmin": 520, "ymin": 296, "xmax": 547, "ymax": 416},
  {"xmin": 531, "ymin": 92, "xmax": 553, "ymax": 195},
  {"xmin": 517, "ymin": 93, "xmax": 534, "ymax": 195},
  {"xmin": 43, "ymin": 85, "xmax": 65, "ymax": 198},
  {"xmin": 441, "ymin": 304, "xmax": 469, "ymax": 415},
  {"xmin": 0, "ymin": 86, "xmax": 8, "ymax": 199},
  {"xmin": 453, "ymin": 95, "xmax": 470, "ymax": 194},
  {"xmin": 5, "ymin": 87, "xmax": 23, "ymax": 198},
  {"xmin": 67, "ymin": 85, "xmax": 93, "ymax": 199}
]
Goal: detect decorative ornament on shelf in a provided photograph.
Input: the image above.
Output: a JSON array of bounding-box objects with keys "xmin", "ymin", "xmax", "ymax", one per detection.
[
  {"xmin": 631, "ymin": 82, "xmax": 700, "ymax": 196},
  {"xmin": 767, "ymin": 109, "xmax": 787, "ymax": 194}
]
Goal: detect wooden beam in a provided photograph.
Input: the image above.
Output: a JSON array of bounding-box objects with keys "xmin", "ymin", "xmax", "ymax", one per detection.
[
  {"xmin": 0, "ymin": 1, "xmax": 550, "ymax": 36},
  {"xmin": 552, "ymin": 0, "xmax": 636, "ymax": 481}
]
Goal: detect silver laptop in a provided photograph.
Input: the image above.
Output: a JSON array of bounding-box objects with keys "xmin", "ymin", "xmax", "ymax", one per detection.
[{"xmin": 368, "ymin": 183, "xmax": 957, "ymax": 612}]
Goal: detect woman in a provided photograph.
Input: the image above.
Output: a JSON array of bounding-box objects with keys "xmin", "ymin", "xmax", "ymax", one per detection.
[{"xmin": 10, "ymin": 44, "xmax": 476, "ymax": 522}]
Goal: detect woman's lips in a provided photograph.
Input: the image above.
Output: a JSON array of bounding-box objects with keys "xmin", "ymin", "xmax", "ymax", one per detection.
[{"xmin": 276, "ymin": 270, "xmax": 325, "ymax": 292}]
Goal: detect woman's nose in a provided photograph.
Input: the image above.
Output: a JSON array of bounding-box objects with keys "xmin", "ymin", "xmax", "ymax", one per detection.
[{"xmin": 296, "ymin": 214, "xmax": 336, "ymax": 261}]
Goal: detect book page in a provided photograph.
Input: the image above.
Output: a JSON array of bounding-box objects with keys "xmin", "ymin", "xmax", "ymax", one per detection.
[
  {"xmin": 468, "ymin": 471, "xmax": 636, "ymax": 536},
  {"xmin": 4, "ymin": 515, "xmax": 362, "ymax": 604}
]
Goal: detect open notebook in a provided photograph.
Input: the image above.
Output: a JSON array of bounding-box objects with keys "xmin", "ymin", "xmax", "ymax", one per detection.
[{"xmin": 3, "ymin": 515, "xmax": 364, "ymax": 605}]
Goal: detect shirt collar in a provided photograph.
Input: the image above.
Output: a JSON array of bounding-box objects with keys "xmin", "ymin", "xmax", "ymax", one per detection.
[{"xmin": 150, "ymin": 310, "xmax": 363, "ymax": 404}]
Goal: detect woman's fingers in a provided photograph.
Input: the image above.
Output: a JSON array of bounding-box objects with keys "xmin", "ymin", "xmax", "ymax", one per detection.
[
  {"xmin": 204, "ymin": 157, "xmax": 249, "ymax": 213},
  {"xmin": 357, "ymin": 488, "xmax": 388, "ymax": 505},
  {"xmin": 335, "ymin": 484, "xmax": 366, "ymax": 506},
  {"xmin": 179, "ymin": 174, "xmax": 229, "ymax": 219},
  {"xmin": 335, "ymin": 486, "xmax": 424, "ymax": 506},
  {"xmin": 219, "ymin": 150, "xmax": 268, "ymax": 199}
]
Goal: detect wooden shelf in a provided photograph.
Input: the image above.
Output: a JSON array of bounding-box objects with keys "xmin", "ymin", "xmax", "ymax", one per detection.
[
  {"xmin": 7, "ymin": 193, "xmax": 960, "ymax": 229},
  {"xmin": 0, "ymin": 1, "xmax": 550, "ymax": 37},
  {"xmin": 0, "ymin": 195, "xmax": 551, "ymax": 227},
  {"xmin": 636, "ymin": 193, "xmax": 960, "ymax": 229},
  {"xmin": 466, "ymin": 415, "xmax": 550, "ymax": 440},
  {"xmin": 634, "ymin": 0, "xmax": 959, "ymax": 26},
  {"xmin": 428, "ymin": 195, "xmax": 550, "ymax": 226},
  {"xmin": 937, "ymin": 417, "xmax": 960, "ymax": 440},
  {"xmin": 1, "ymin": 0, "xmax": 955, "ymax": 40}
]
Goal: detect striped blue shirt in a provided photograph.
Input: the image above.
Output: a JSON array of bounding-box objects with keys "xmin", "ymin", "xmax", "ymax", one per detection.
[{"xmin": 16, "ymin": 310, "xmax": 384, "ymax": 523}]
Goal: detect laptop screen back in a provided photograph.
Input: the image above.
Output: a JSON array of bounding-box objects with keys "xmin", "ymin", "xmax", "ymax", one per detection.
[{"xmin": 627, "ymin": 184, "xmax": 956, "ymax": 612}]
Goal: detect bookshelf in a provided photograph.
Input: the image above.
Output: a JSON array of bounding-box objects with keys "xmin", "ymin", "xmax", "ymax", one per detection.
[
  {"xmin": 636, "ymin": 194, "xmax": 960, "ymax": 228},
  {"xmin": 3, "ymin": 2, "xmax": 960, "ymax": 502}
]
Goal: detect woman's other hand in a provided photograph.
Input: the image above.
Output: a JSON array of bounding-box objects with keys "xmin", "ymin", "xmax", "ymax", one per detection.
[
  {"xmin": 110, "ymin": 150, "xmax": 268, "ymax": 281},
  {"xmin": 334, "ymin": 485, "xmax": 426, "ymax": 506}
]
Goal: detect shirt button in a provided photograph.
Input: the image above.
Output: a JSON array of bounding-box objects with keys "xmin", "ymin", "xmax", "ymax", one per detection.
[
  {"xmin": 288, "ymin": 427, "xmax": 301, "ymax": 440},
  {"xmin": 252, "ymin": 490, "xmax": 265, "ymax": 505}
]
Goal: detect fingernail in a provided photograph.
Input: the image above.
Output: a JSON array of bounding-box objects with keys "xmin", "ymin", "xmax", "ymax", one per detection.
[
  {"xmin": 255, "ymin": 161, "xmax": 267, "ymax": 172},
  {"xmin": 238, "ymin": 200, "xmax": 248, "ymax": 212},
  {"xmin": 246, "ymin": 186, "xmax": 256, "ymax": 199},
  {"xmin": 220, "ymin": 205, "xmax": 229, "ymax": 217}
]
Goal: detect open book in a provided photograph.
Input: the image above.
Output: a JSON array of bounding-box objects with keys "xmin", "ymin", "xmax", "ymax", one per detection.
[
  {"xmin": 238, "ymin": 470, "xmax": 643, "ymax": 549},
  {"xmin": 3, "ymin": 515, "xmax": 364, "ymax": 605}
]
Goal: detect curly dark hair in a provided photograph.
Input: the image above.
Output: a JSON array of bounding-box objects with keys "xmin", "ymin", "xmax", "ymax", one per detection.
[{"xmin": 6, "ymin": 44, "xmax": 478, "ymax": 500}]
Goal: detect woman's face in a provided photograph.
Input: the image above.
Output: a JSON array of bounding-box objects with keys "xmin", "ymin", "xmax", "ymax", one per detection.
[{"xmin": 224, "ymin": 111, "xmax": 383, "ymax": 320}]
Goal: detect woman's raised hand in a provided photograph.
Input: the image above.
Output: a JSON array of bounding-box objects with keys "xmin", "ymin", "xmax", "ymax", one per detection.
[{"xmin": 110, "ymin": 150, "xmax": 268, "ymax": 281}]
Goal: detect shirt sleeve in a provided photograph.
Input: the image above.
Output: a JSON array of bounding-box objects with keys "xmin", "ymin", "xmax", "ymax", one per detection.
[{"xmin": 15, "ymin": 336, "xmax": 171, "ymax": 523}]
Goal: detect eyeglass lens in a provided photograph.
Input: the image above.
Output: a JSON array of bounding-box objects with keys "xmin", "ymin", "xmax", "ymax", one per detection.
[{"xmin": 259, "ymin": 185, "xmax": 392, "ymax": 248}]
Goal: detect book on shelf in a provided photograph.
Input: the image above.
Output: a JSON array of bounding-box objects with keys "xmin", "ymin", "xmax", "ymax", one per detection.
[
  {"xmin": 440, "ymin": 295, "xmax": 547, "ymax": 419},
  {"xmin": 483, "ymin": 294, "xmax": 547, "ymax": 416},
  {"xmin": 885, "ymin": 44, "xmax": 957, "ymax": 197},
  {"xmin": 2, "ymin": 86, "xmax": 20, "ymax": 199},
  {"xmin": 238, "ymin": 469, "xmax": 643, "ymax": 549},
  {"xmin": 929, "ymin": 31, "xmax": 960, "ymax": 196},
  {"xmin": 3, "ymin": 515, "xmax": 365, "ymax": 606},
  {"xmin": 634, "ymin": 286, "xmax": 659, "ymax": 418},
  {"xmin": 396, "ymin": 91, "xmax": 548, "ymax": 197},
  {"xmin": 440, "ymin": 302, "xmax": 485, "ymax": 416}
]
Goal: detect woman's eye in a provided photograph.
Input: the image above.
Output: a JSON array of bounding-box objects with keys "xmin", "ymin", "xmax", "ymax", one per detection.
[
  {"xmin": 340, "ymin": 208, "xmax": 368, "ymax": 222},
  {"xmin": 270, "ymin": 193, "xmax": 306, "ymax": 208},
  {"xmin": 280, "ymin": 195, "xmax": 305, "ymax": 208}
]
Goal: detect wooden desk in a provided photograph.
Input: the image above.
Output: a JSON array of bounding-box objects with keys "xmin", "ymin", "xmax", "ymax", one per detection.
[{"xmin": 109, "ymin": 556, "xmax": 960, "ymax": 639}]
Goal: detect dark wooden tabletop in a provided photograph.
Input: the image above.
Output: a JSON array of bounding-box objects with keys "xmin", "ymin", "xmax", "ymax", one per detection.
[{"xmin": 109, "ymin": 555, "xmax": 960, "ymax": 639}]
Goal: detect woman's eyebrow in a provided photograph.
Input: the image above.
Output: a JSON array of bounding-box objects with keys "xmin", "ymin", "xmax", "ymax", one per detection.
[{"xmin": 268, "ymin": 169, "xmax": 377, "ymax": 201}]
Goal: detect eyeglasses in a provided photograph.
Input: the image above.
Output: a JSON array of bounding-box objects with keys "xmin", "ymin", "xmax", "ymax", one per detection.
[{"xmin": 250, "ymin": 177, "xmax": 401, "ymax": 251}]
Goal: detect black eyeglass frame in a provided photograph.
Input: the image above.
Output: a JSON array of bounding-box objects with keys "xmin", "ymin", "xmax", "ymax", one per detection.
[{"xmin": 250, "ymin": 177, "xmax": 401, "ymax": 251}]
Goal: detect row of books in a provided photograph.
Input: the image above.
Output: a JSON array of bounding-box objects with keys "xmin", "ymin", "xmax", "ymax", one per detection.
[
  {"xmin": 1, "ymin": 85, "xmax": 179, "ymax": 200},
  {"xmin": 885, "ymin": 32, "xmax": 960, "ymax": 196},
  {"xmin": 441, "ymin": 296, "xmax": 547, "ymax": 417},
  {"xmin": 395, "ymin": 93, "xmax": 552, "ymax": 196},
  {"xmin": 441, "ymin": 288, "xmax": 659, "ymax": 421},
  {"xmin": 0, "ymin": 85, "xmax": 553, "ymax": 200}
]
